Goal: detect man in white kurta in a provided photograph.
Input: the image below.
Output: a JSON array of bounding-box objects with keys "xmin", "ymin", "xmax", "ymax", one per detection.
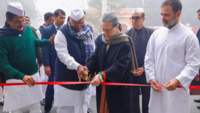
[
  {"xmin": 145, "ymin": 0, "xmax": 200, "ymax": 113},
  {"xmin": 54, "ymin": 8, "xmax": 94, "ymax": 113}
]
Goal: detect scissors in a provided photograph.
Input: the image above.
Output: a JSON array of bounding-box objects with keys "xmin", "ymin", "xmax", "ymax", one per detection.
[{"xmin": 86, "ymin": 73, "xmax": 92, "ymax": 82}]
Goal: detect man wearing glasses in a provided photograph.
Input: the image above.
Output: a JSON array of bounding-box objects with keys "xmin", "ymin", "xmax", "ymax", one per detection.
[{"xmin": 126, "ymin": 8, "xmax": 154, "ymax": 113}]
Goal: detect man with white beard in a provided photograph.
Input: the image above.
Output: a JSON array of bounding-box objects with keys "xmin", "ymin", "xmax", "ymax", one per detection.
[{"xmin": 145, "ymin": 0, "xmax": 200, "ymax": 113}]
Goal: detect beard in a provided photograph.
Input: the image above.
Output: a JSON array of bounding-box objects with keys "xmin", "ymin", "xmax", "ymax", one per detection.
[{"xmin": 163, "ymin": 15, "xmax": 178, "ymax": 29}]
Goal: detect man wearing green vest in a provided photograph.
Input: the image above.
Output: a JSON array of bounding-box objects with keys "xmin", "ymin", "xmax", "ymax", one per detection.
[{"xmin": 0, "ymin": 2, "xmax": 55, "ymax": 113}]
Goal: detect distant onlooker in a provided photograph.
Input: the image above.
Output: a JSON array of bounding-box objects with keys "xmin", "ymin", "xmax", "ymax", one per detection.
[
  {"xmin": 37, "ymin": 12, "xmax": 54, "ymax": 38},
  {"xmin": 25, "ymin": 16, "xmax": 31, "ymax": 25}
]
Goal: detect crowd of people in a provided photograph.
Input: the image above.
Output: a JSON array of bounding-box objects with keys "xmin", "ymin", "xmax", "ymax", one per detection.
[{"xmin": 0, "ymin": 0, "xmax": 200, "ymax": 113}]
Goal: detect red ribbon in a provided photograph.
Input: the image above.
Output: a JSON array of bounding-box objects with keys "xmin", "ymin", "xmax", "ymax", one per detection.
[{"xmin": 0, "ymin": 81, "xmax": 200, "ymax": 89}]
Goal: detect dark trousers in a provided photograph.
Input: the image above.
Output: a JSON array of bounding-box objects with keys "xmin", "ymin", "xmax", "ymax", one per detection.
[
  {"xmin": 190, "ymin": 76, "xmax": 200, "ymax": 95},
  {"xmin": 44, "ymin": 71, "xmax": 54, "ymax": 112},
  {"xmin": 132, "ymin": 84, "xmax": 151, "ymax": 113}
]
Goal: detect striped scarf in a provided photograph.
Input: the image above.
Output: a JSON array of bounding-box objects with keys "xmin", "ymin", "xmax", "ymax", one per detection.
[{"xmin": 67, "ymin": 22, "xmax": 95, "ymax": 61}]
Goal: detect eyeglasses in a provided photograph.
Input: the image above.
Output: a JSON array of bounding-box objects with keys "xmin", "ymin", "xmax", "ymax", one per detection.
[
  {"xmin": 49, "ymin": 19, "xmax": 54, "ymax": 22},
  {"xmin": 71, "ymin": 21, "xmax": 85, "ymax": 26},
  {"xmin": 100, "ymin": 25, "xmax": 117, "ymax": 32},
  {"xmin": 130, "ymin": 16, "xmax": 143, "ymax": 21}
]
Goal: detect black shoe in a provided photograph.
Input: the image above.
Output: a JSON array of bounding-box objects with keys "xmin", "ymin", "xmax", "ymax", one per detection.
[
  {"xmin": 40, "ymin": 98, "xmax": 45, "ymax": 106},
  {"xmin": 87, "ymin": 108, "xmax": 93, "ymax": 113},
  {"xmin": 0, "ymin": 101, "xmax": 4, "ymax": 106},
  {"xmin": 194, "ymin": 98, "xmax": 200, "ymax": 103},
  {"xmin": 197, "ymin": 106, "xmax": 200, "ymax": 109}
]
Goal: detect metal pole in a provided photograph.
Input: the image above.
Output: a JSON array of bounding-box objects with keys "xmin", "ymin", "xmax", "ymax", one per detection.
[
  {"xmin": 83, "ymin": 0, "xmax": 85, "ymax": 9},
  {"xmin": 142, "ymin": 0, "xmax": 144, "ymax": 8},
  {"xmin": 102, "ymin": 0, "xmax": 107, "ymax": 16}
]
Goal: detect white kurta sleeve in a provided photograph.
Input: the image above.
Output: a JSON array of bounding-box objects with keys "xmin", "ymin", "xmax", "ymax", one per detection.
[
  {"xmin": 55, "ymin": 31, "xmax": 80, "ymax": 70},
  {"xmin": 145, "ymin": 34, "xmax": 156, "ymax": 83},
  {"xmin": 176, "ymin": 35, "xmax": 200, "ymax": 89},
  {"xmin": 36, "ymin": 30, "xmax": 42, "ymax": 40}
]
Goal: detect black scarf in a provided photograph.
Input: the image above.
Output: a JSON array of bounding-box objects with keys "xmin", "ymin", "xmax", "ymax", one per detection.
[{"xmin": 0, "ymin": 21, "xmax": 27, "ymax": 37}]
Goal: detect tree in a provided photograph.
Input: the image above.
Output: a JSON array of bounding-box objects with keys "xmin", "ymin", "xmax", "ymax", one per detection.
[
  {"xmin": 86, "ymin": 0, "xmax": 126, "ymax": 37},
  {"xmin": 119, "ymin": 0, "xmax": 200, "ymax": 27},
  {"xmin": 86, "ymin": 0, "xmax": 200, "ymax": 35},
  {"xmin": 0, "ymin": 0, "xmax": 38, "ymax": 26}
]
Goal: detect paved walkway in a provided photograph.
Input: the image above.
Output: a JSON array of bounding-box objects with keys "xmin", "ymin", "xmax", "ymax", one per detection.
[{"xmin": 0, "ymin": 95, "xmax": 200, "ymax": 113}]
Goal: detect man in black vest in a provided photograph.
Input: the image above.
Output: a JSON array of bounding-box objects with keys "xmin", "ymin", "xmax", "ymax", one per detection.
[
  {"xmin": 54, "ymin": 8, "xmax": 95, "ymax": 113},
  {"xmin": 126, "ymin": 8, "xmax": 154, "ymax": 113}
]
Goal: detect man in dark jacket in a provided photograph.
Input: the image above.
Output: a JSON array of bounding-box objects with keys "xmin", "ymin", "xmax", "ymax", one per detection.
[
  {"xmin": 126, "ymin": 8, "xmax": 154, "ymax": 113},
  {"xmin": 42, "ymin": 9, "xmax": 66, "ymax": 113}
]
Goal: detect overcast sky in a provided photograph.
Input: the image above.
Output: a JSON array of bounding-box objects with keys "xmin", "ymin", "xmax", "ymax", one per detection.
[{"xmin": 33, "ymin": 0, "xmax": 88, "ymax": 27}]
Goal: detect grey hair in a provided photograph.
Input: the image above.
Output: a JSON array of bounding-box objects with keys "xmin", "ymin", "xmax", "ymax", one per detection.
[{"xmin": 102, "ymin": 11, "xmax": 119, "ymax": 27}]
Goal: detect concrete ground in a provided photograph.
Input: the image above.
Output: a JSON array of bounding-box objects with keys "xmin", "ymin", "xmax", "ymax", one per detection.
[{"xmin": 0, "ymin": 95, "xmax": 200, "ymax": 113}]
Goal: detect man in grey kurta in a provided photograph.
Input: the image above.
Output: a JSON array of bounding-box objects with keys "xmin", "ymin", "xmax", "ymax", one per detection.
[{"xmin": 126, "ymin": 8, "xmax": 154, "ymax": 113}]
